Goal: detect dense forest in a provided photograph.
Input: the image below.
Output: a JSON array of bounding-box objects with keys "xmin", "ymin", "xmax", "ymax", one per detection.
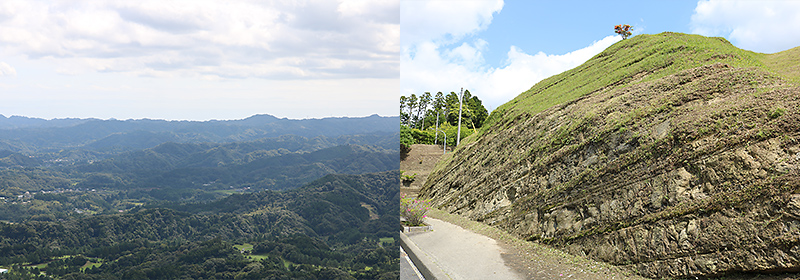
[
  {"xmin": 0, "ymin": 115, "xmax": 400, "ymax": 279},
  {"xmin": 399, "ymin": 90, "xmax": 487, "ymax": 149},
  {"xmin": 0, "ymin": 172, "xmax": 399, "ymax": 279}
]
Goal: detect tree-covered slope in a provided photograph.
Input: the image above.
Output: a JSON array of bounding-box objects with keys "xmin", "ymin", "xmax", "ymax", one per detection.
[
  {"xmin": 0, "ymin": 145, "xmax": 397, "ymax": 223},
  {"xmin": 0, "ymin": 112, "xmax": 400, "ymax": 279},
  {"xmin": 0, "ymin": 171, "xmax": 400, "ymax": 279},
  {"xmin": 421, "ymin": 32, "xmax": 800, "ymax": 278},
  {"xmin": 0, "ymin": 129, "xmax": 398, "ymax": 223}
]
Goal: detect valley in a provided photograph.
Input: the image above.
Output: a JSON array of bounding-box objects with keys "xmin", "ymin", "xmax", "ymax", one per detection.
[{"xmin": 0, "ymin": 115, "xmax": 400, "ymax": 279}]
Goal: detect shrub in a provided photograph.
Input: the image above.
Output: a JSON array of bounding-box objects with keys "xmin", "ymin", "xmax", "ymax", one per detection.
[
  {"xmin": 401, "ymin": 125, "xmax": 414, "ymax": 160},
  {"xmin": 410, "ymin": 128, "xmax": 436, "ymax": 145},
  {"xmin": 768, "ymin": 107, "xmax": 786, "ymax": 119},
  {"xmin": 402, "ymin": 124, "xmax": 474, "ymax": 147},
  {"xmin": 400, "ymin": 171, "xmax": 416, "ymax": 183},
  {"xmin": 441, "ymin": 123, "xmax": 473, "ymax": 147},
  {"xmin": 400, "ymin": 125, "xmax": 415, "ymax": 149},
  {"xmin": 400, "ymin": 194, "xmax": 430, "ymax": 226}
]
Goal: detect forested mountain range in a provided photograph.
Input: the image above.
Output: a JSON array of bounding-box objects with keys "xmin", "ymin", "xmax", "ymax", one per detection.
[
  {"xmin": 0, "ymin": 129, "xmax": 398, "ymax": 222},
  {"xmin": 0, "ymin": 172, "xmax": 399, "ymax": 279},
  {"xmin": 0, "ymin": 114, "xmax": 398, "ymax": 153},
  {"xmin": 0, "ymin": 114, "xmax": 400, "ymax": 279}
]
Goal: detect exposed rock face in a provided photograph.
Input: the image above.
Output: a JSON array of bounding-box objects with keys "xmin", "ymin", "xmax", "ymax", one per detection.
[{"xmin": 420, "ymin": 34, "xmax": 800, "ymax": 278}]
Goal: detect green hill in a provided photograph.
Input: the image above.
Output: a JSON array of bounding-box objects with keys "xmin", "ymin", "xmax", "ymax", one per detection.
[
  {"xmin": 484, "ymin": 32, "xmax": 797, "ymax": 133},
  {"xmin": 0, "ymin": 171, "xmax": 399, "ymax": 279},
  {"xmin": 422, "ymin": 32, "xmax": 800, "ymax": 278}
]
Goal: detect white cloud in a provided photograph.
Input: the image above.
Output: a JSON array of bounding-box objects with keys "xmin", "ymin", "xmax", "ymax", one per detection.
[
  {"xmin": 400, "ymin": 0, "xmax": 620, "ymax": 111},
  {"xmin": 0, "ymin": 62, "xmax": 15, "ymax": 76},
  {"xmin": 690, "ymin": 0, "xmax": 800, "ymax": 53},
  {"xmin": 402, "ymin": 36, "xmax": 619, "ymax": 110},
  {"xmin": 0, "ymin": 0, "xmax": 399, "ymax": 79},
  {"xmin": 401, "ymin": 0, "xmax": 503, "ymax": 47}
]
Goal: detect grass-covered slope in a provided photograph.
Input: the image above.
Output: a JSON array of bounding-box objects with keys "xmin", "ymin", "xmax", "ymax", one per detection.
[
  {"xmin": 421, "ymin": 32, "xmax": 800, "ymax": 278},
  {"xmin": 485, "ymin": 32, "xmax": 793, "ymax": 132},
  {"xmin": 763, "ymin": 45, "xmax": 800, "ymax": 84}
]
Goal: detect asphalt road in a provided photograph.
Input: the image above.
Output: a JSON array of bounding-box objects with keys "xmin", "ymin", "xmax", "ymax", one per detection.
[{"xmin": 405, "ymin": 218, "xmax": 524, "ymax": 280}]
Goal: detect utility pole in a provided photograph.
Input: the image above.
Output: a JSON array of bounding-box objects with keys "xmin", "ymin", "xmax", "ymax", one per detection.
[
  {"xmin": 456, "ymin": 88, "xmax": 463, "ymax": 147},
  {"xmin": 436, "ymin": 128, "xmax": 447, "ymax": 154},
  {"xmin": 434, "ymin": 109, "xmax": 440, "ymax": 145}
]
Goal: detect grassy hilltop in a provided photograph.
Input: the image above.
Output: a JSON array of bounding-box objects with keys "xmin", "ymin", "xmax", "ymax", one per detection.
[
  {"xmin": 422, "ymin": 32, "xmax": 800, "ymax": 278},
  {"xmin": 485, "ymin": 32, "xmax": 800, "ymax": 132}
]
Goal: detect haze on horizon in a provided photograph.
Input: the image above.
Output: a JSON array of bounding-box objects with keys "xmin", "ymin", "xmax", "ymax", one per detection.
[{"xmin": 0, "ymin": 112, "xmax": 396, "ymax": 123}]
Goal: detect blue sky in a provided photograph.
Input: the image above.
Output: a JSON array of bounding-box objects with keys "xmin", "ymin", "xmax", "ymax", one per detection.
[
  {"xmin": 0, "ymin": 0, "xmax": 399, "ymax": 121},
  {"xmin": 402, "ymin": 0, "xmax": 800, "ymax": 112},
  {"xmin": 479, "ymin": 1, "xmax": 698, "ymax": 66}
]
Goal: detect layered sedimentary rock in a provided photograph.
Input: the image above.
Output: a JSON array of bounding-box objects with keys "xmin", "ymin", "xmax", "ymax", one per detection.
[{"xmin": 421, "ymin": 33, "xmax": 800, "ymax": 278}]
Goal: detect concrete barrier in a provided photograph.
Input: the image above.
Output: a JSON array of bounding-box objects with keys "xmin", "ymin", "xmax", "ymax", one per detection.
[
  {"xmin": 399, "ymin": 231, "xmax": 451, "ymax": 280},
  {"xmin": 403, "ymin": 225, "xmax": 433, "ymax": 233}
]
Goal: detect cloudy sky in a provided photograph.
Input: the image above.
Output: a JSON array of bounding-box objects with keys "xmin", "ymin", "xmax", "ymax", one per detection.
[
  {"xmin": 3, "ymin": 1, "xmax": 799, "ymax": 121},
  {"xmin": 402, "ymin": 0, "xmax": 800, "ymax": 113},
  {"xmin": 0, "ymin": 0, "xmax": 399, "ymax": 120}
]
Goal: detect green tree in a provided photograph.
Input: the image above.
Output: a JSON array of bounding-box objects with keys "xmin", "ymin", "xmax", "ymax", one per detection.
[
  {"xmin": 406, "ymin": 94, "xmax": 418, "ymax": 128},
  {"xmin": 415, "ymin": 92, "xmax": 432, "ymax": 129},
  {"xmin": 445, "ymin": 90, "xmax": 488, "ymax": 131},
  {"xmin": 399, "ymin": 96, "xmax": 410, "ymax": 126},
  {"xmin": 466, "ymin": 94, "xmax": 488, "ymax": 129},
  {"xmin": 429, "ymin": 91, "xmax": 447, "ymax": 144},
  {"xmin": 445, "ymin": 91, "xmax": 460, "ymax": 126},
  {"xmin": 401, "ymin": 90, "xmax": 487, "ymax": 146}
]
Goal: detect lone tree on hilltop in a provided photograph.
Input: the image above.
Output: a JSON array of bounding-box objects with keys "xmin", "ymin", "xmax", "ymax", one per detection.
[{"xmin": 615, "ymin": 24, "xmax": 633, "ymax": 39}]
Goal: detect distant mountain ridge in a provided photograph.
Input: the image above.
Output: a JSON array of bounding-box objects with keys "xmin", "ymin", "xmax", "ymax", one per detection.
[
  {"xmin": 0, "ymin": 114, "xmax": 399, "ymax": 153},
  {"xmin": 0, "ymin": 113, "xmax": 390, "ymax": 129},
  {"xmin": 0, "ymin": 114, "xmax": 96, "ymax": 129}
]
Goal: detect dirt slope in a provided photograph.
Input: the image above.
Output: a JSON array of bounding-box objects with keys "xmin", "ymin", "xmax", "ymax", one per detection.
[
  {"xmin": 421, "ymin": 32, "xmax": 800, "ymax": 278},
  {"xmin": 400, "ymin": 144, "xmax": 447, "ymax": 197}
]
